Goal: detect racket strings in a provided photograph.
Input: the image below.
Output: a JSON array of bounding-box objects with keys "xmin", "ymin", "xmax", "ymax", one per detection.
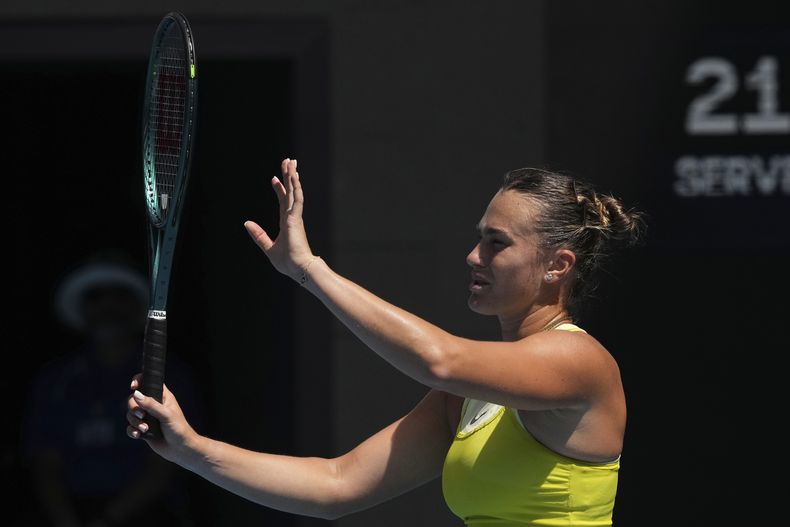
[{"xmin": 149, "ymin": 27, "xmax": 187, "ymax": 214}]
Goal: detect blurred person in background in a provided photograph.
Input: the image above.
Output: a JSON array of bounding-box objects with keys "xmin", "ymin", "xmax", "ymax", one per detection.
[{"xmin": 24, "ymin": 258, "xmax": 199, "ymax": 527}]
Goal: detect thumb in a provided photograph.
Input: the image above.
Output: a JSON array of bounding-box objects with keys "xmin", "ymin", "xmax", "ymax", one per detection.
[
  {"xmin": 133, "ymin": 390, "xmax": 168, "ymax": 421},
  {"xmin": 244, "ymin": 220, "xmax": 274, "ymax": 252}
]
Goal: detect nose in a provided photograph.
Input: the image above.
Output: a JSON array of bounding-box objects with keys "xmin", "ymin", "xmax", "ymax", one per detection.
[{"xmin": 467, "ymin": 242, "xmax": 483, "ymax": 268}]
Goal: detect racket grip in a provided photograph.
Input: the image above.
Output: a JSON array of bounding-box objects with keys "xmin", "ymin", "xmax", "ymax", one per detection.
[{"xmin": 140, "ymin": 312, "xmax": 167, "ymax": 439}]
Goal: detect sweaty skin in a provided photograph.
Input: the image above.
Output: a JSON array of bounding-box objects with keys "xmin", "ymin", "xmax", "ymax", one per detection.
[{"xmin": 126, "ymin": 159, "xmax": 625, "ymax": 519}]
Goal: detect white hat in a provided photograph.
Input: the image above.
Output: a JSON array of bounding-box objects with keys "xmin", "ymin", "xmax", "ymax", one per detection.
[{"xmin": 55, "ymin": 262, "xmax": 148, "ymax": 329}]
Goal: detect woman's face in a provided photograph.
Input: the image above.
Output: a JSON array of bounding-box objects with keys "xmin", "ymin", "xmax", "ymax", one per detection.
[{"xmin": 467, "ymin": 190, "xmax": 547, "ymax": 317}]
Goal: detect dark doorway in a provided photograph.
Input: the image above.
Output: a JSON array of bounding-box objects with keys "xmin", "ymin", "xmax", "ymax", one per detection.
[{"xmin": 7, "ymin": 16, "xmax": 331, "ymax": 527}]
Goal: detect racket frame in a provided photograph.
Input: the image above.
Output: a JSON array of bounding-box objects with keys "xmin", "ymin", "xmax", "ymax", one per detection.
[{"xmin": 139, "ymin": 12, "xmax": 198, "ymax": 438}]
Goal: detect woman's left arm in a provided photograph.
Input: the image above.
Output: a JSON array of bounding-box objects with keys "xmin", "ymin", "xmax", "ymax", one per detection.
[
  {"xmin": 301, "ymin": 257, "xmax": 612, "ymax": 410},
  {"xmin": 245, "ymin": 159, "xmax": 615, "ymax": 411}
]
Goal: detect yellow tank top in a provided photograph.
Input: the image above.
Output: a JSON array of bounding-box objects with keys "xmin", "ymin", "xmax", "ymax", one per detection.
[{"xmin": 441, "ymin": 323, "xmax": 620, "ymax": 526}]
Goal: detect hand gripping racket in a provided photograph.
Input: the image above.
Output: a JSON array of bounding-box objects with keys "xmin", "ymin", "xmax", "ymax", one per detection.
[{"xmin": 140, "ymin": 12, "xmax": 197, "ymax": 438}]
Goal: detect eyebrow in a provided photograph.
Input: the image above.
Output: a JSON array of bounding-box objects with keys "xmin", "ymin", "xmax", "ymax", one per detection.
[{"xmin": 475, "ymin": 223, "xmax": 511, "ymax": 237}]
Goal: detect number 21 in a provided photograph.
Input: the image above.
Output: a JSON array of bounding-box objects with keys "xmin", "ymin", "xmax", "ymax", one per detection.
[{"xmin": 685, "ymin": 56, "xmax": 789, "ymax": 135}]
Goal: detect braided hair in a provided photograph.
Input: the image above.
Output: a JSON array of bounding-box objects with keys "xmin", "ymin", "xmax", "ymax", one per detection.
[{"xmin": 501, "ymin": 168, "xmax": 646, "ymax": 311}]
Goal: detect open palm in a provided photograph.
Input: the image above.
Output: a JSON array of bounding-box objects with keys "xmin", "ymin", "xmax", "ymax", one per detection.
[{"xmin": 244, "ymin": 158, "xmax": 315, "ymax": 281}]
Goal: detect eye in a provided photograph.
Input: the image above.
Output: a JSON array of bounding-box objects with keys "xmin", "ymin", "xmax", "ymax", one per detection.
[{"xmin": 490, "ymin": 238, "xmax": 507, "ymax": 249}]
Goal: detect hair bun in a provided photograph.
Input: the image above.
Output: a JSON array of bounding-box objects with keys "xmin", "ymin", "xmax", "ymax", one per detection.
[
  {"xmin": 594, "ymin": 194, "xmax": 645, "ymax": 246},
  {"xmin": 501, "ymin": 167, "xmax": 645, "ymax": 310},
  {"xmin": 574, "ymin": 191, "xmax": 644, "ymax": 246}
]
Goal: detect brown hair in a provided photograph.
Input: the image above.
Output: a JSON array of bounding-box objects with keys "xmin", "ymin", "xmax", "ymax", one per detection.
[{"xmin": 501, "ymin": 167, "xmax": 645, "ymax": 310}]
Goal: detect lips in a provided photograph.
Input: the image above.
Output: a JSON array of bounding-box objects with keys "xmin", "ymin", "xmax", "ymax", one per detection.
[{"xmin": 469, "ymin": 273, "xmax": 490, "ymax": 292}]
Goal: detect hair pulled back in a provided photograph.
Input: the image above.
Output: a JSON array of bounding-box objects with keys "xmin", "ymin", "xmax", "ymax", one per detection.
[{"xmin": 501, "ymin": 168, "xmax": 646, "ymax": 310}]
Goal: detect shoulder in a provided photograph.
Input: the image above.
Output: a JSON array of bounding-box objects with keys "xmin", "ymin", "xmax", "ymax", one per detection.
[
  {"xmin": 521, "ymin": 329, "xmax": 621, "ymax": 385},
  {"xmin": 524, "ymin": 327, "xmax": 612, "ymax": 359}
]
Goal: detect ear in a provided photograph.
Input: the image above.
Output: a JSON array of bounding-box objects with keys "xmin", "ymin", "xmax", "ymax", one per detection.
[{"xmin": 545, "ymin": 249, "xmax": 576, "ymax": 282}]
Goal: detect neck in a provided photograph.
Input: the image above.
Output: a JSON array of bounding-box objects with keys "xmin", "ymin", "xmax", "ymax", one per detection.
[{"xmin": 498, "ymin": 304, "xmax": 571, "ymax": 342}]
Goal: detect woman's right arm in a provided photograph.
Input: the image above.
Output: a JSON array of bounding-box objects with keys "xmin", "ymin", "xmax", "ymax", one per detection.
[{"xmin": 127, "ymin": 380, "xmax": 457, "ymax": 520}]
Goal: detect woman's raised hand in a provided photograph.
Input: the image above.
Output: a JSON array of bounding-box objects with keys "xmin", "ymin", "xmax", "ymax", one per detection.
[
  {"xmin": 126, "ymin": 375, "xmax": 199, "ymax": 465},
  {"xmin": 244, "ymin": 159, "xmax": 315, "ymax": 282}
]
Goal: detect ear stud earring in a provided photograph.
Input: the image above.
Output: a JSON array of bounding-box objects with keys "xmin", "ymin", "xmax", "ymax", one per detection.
[{"xmin": 545, "ymin": 273, "xmax": 553, "ymax": 282}]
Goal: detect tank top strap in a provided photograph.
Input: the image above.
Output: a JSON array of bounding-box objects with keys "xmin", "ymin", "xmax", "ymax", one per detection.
[{"xmin": 554, "ymin": 322, "xmax": 587, "ymax": 333}]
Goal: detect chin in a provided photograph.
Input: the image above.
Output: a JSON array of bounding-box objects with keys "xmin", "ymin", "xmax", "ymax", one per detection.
[{"xmin": 467, "ymin": 294, "xmax": 498, "ymax": 315}]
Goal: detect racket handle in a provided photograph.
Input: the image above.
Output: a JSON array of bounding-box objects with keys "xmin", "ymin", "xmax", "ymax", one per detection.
[{"xmin": 140, "ymin": 311, "xmax": 167, "ymax": 439}]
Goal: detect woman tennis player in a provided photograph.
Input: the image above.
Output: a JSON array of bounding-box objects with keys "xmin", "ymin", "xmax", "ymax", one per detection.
[{"xmin": 127, "ymin": 159, "xmax": 644, "ymax": 525}]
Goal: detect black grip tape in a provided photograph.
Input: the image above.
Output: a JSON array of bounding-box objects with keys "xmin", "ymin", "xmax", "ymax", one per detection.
[{"xmin": 140, "ymin": 315, "xmax": 167, "ymax": 439}]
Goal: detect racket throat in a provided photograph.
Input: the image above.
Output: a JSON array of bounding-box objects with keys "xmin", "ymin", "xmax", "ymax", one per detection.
[{"xmin": 147, "ymin": 228, "xmax": 178, "ymax": 311}]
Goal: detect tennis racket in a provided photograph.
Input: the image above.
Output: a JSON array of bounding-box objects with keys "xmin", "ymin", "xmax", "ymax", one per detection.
[{"xmin": 139, "ymin": 12, "xmax": 197, "ymax": 439}]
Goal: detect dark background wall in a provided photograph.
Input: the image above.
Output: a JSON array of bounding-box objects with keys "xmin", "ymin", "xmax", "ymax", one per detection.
[
  {"xmin": 544, "ymin": 3, "xmax": 789, "ymax": 524},
  {"xmin": 4, "ymin": 1, "xmax": 788, "ymax": 526}
]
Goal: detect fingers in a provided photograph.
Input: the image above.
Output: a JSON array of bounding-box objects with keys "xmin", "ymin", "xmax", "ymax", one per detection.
[
  {"xmin": 128, "ymin": 374, "xmax": 146, "ymax": 435},
  {"xmin": 132, "ymin": 390, "xmax": 167, "ymax": 421},
  {"xmin": 127, "ymin": 398, "xmax": 146, "ymax": 420},
  {"xmin": 291, "ymin": 167, "xmax": 304, "ymax": 217},
  {"xmin": 284, "ymin": 159, "xmax": 296, "ymax": 212},
  {"xmin": 127, "ymin": 409, "xmax": 145, "ymax": 427},
  {"xmin": 273, "ymin": 161, "xmax": 299, "ymax": 214},
  {"xmin": 246, "ymin": 158, "xmax": 303, "ymax": 256},
  {"xmin": 126, "ymin": 410, "xmax": 150, "ymax": 437},
  {"xmin": 127, "ymin": 425, "xmax": 142, "ymax": 439},
  {"xmin": 244, "ymin": 220, "xmax": 274, "ymax": 252},
  {"xmin": 127, "ymin": 389, "xmax": 148, "ymax": 439},
  {"xmin": 272, "ymin": 158, "xmax": 293, "ymax": 213},
  {"xmin": 272, "ymin": 176, "xmax": 288, "ymax": 213},
  {"xmin": 127, "ymin": 383, "xmax": 178, "ymax": 440}
]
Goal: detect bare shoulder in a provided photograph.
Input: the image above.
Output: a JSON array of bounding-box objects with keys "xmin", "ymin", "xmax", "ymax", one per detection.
[{"xmin": 524, "ymin": 329, "xmax": 622, "ymax": 386}]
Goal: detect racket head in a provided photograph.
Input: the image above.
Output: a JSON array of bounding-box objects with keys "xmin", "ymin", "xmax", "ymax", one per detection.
[{"xmin": 142, "ymin": 12, "xmax": 197, "ymax": 228}]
